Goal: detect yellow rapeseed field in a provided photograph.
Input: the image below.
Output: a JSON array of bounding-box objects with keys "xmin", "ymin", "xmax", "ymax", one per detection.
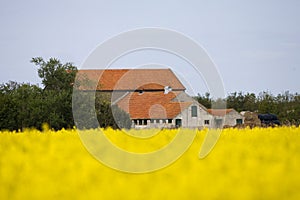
[{"xmin": 1, "ymin": 127, "xmax": 300, "ymax": 199}]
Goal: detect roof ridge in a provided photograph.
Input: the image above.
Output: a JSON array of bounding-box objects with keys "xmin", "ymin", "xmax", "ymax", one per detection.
[
  {"xmin": 79, "ymin": 68, "xmax": 170, "ymax": 70},
  {"xmin": 76, "ymin": 68, "xmax": 186, "ymax": 91}
]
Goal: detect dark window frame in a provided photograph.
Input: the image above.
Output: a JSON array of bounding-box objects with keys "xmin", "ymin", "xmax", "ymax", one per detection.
[
  {"xmin": 236, "ymin": 118, "xmax": 243, "ymax": 125},
  {"xmin": 191, "ymin": 106, "xmax": 197, "ymax": 117}
]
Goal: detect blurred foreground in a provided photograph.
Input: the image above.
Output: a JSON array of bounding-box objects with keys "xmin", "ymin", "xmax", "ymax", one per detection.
[{"xmin": 0, "ymin": 127, "xmax": 300, "ymax": 199}]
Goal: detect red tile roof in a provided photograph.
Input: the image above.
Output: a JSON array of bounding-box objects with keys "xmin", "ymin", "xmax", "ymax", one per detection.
[
  {"xmin": 207, "ymin": 109, "xmax": 233, "ymax": 117},
  {"xmin": 76, "ymin": 69, "xmax": 185, "ymax": 91},
  {"xmin": 117, "ymin": 91, "xmax": 192, "ymax": 119}
]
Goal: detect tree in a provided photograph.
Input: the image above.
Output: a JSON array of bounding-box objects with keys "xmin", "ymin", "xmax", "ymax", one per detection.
[
  {"xmin": 213, "ymin": 98, "xmax": 227, "ymax": 109},
  {"xmin": 258, "ymin": 92, "xmax": 276, "ymax": 114},
  {"xmin": 95, "ymin": 93, "xmax": 131, "ymax": 129},
  {"xmin": 31, "ymin": 57, "xmax": 77, "ymax": 91},
  {"xmin": 195, "ymin": 92, "xmax": 212, "ymax": 108},
  {"xmin": 243, "ymin": 93, "xmax": 257, "ymax": 111},
  {"xmin": 0, "ymin": 82, "xmax": 44, "ymax": 130},
  {"xmin": 31, "ymin": 57, "xmax": 78, "ymax": 129},
  {"xmin": 1, "ymin": 57, "xmax": 132, "ymax": 131},
  {"xmin": 226, "ymin": 92, "xmax": 257, "ymax": 112}
]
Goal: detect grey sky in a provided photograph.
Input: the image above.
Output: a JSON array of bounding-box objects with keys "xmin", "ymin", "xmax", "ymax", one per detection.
[{"xmin": 0, "ymin": 0, "xmax": 299, "ymax": 95}]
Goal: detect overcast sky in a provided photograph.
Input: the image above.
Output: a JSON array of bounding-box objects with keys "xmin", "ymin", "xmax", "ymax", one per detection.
[{"xmin": 0, "ymin": 0, "xmax": 299, "ymax": 95}]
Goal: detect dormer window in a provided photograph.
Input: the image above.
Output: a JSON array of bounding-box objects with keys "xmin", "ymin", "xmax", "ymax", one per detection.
[
  {"xmin": 138, "ymin": 90, "xmax": 144, "ymax": 95},
  {"xmin": 164, "ymin": 86, "xmax": 172, "ymax": 94}
]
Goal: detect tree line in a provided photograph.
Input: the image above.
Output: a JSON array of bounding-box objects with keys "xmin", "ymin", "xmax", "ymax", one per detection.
[
  {"xmin": 1, "ymin": 57, "xmax": 299, "ymax": 130},
  {"xmin": 0, "ymin": 57, "xmax": 130, "ymax": 131},
  {"xmin": 195, "ymin": 91, "xmax": 300, "ymax": 125}
]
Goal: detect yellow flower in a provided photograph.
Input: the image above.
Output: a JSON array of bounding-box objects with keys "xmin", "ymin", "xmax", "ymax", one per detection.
[{"xmin": 0, "ymin": 127, "xmax": 300, "ymax": 200}]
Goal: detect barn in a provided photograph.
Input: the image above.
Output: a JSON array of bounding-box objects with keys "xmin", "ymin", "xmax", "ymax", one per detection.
[{"xmin": 76, "ymin": 69, "xmax": 242, "ymax": 129}]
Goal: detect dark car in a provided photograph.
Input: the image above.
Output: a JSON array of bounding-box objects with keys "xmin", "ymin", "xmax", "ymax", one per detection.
[{"xmin": 258, "ymin": 114, "xmax": 281, "ymax": 126}]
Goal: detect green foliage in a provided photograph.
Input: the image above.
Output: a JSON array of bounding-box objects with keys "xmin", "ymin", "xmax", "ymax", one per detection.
[
  {"xmin": 0, "ymin": 57, "xmax": 131, "ymax": 130},
  {"xmin": 72, "ymin": 91, "xmax": 131, "ymax": 129},
  {"xmin": 195, "ymin": 91, "xmax": 300, "ymax": 125},
  {"xmin": 194, "ymin": 92, "xmax": 212, "ymax": 108},
  {"xmin": 0, "ymin": 57, "xmax": 77, "ymax": 130},
  {"xmin": 31, "ymin": 57, "xmax": 77, "ymax": 91},
  {"xmin": 72, "ymin": 91, "xmax": 99, "ymax": 129},
  {"xmin": 227, "ymin": 92, "xmax": 257, "ymax": 112},
  {"xmin": 0, "ymin": 82, "xmax": 44, "ymax": 130},
  {"xmin": 31, "ymin": 57, "xmax": 77, "ymax": 130},
  {"xmin": 212, "ymin": 98, "xmax": 227, "ymax": 109},
  {"xmin": 95, "ymin": 93, "xmax": 131, "ymax": 129}
]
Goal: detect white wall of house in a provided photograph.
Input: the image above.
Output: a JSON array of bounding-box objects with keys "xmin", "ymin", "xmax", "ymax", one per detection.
[
  {"xmin": 209, "ymin": 110, "xmax": 245, "ymax": 128},
  {"xmin": 133, "ymin": 119, "xmax": 176, "ymax": 129},
  {"xmin": 223, "ymin": 110, "xmax": 244, "ymax": 126},
  {"xmin": 130, "ymin": 103, "xmax": 245, "ymax": 129},
  {"xmin": 174, "ymin": 102, "xmax": 213, "ymax": 129},
  {"xmin": 149, "ymin": 119, "xmax": 175, "ymax": 129},
  {"xmin": 131, "ymin": 102, "xmax": 214, "ymax": 129}
]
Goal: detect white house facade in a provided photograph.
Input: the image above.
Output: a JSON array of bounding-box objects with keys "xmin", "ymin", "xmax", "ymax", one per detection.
[{"xmin": 207, "ymin": 109, "xmax": 245, "ymax": 127}]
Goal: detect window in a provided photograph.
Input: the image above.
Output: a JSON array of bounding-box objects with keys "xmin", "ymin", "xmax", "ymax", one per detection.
[
  {"xmin": 150, "ymin": 119, "xmax": 155, "ymax": 123},
  {"xmin": 133, "ymin": 120, "xmax": 138, "ymax": 125},
  {"xmin": 162, "ymin": 119, "xmax": 166, "ymax": 123},
  {"xmin": 138, "ymin": 120, "xmax": 143, "ymax": 125},
  {"xmin": 236, "ymin": 119, "xmax": 243, "ymax": 125},
  {"xmin": 191, "ymin": 106, "xmax": 197, "ymax": 117},
  {"xmin": 138, "ymin": 90, "xmax": 144, "ymax": 95},
  {"xmin": 156, "ymin": 119, "xmax": 160, "ymax": 124},
  {"xmin": 143, "ymin": 119, "xmax": 148, "ymax": 125},
  {"xmin": 204, "ymin": 120, "xmax": 210, "ymax": 125},
  {"xmin": 175, "ymin": 119, "xmax": 182, "ymax": 127},
  {"xmin": 168, "ymin": 119, "xmax": 172, "ymax": 124},
  {"xmin": 215, "ymin": 119, "xmax": 223, "ymax": 127}
]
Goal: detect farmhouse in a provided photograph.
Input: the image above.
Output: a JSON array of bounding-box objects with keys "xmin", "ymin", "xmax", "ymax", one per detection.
[
  {"xmin": 207, "ymin": 109, "xmax": 244, "ymax": 127},
  {"xmin": 77, "ymin": 69, "xmax": 242, "ymax": 129}
]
